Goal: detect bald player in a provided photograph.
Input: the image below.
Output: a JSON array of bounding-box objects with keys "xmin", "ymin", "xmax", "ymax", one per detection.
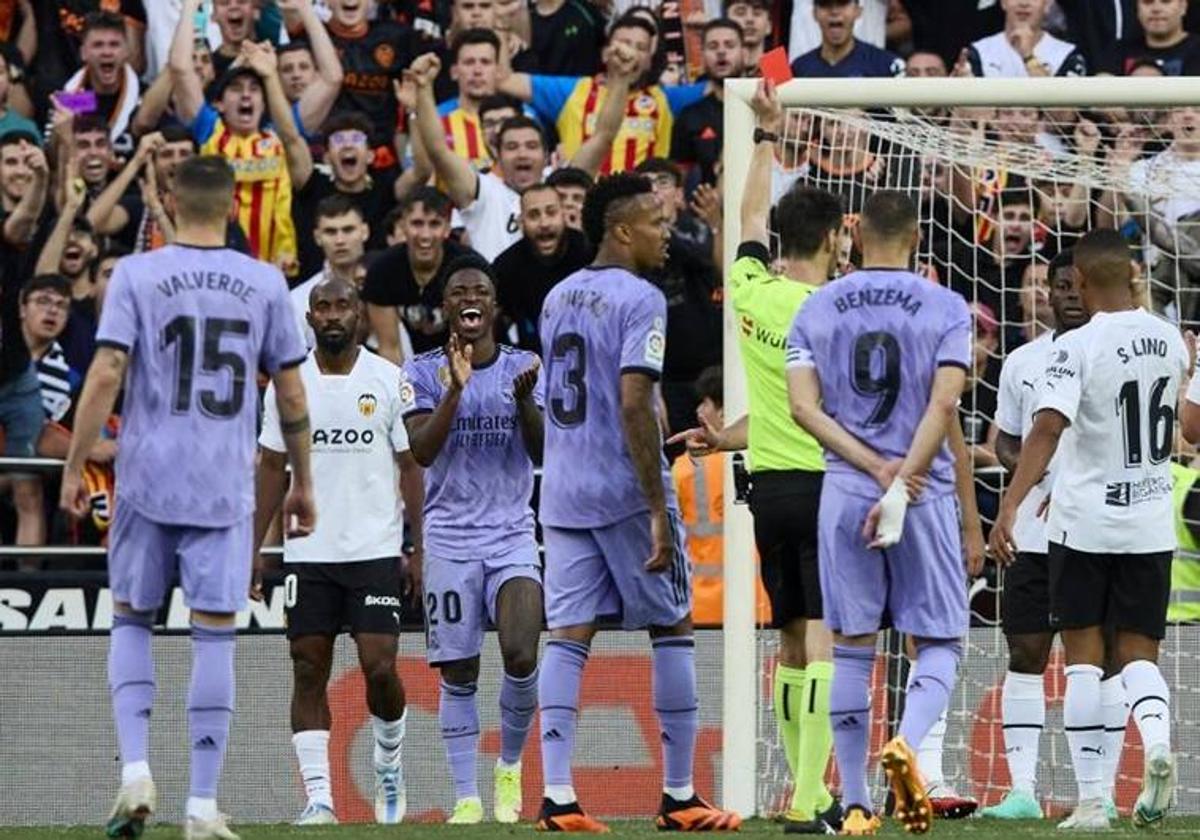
[
  {"xmin": 992, "ymin": 229, "xmax": 1185, "ymax": 831},
  {"xmin": 255, "ymin": 276, "xmax": 423, "ymax": 827}
]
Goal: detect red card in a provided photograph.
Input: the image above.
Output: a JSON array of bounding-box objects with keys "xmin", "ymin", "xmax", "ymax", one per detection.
[{"xmin": 759, "ymin": 47, "xmax": 793, "ymax": 85}]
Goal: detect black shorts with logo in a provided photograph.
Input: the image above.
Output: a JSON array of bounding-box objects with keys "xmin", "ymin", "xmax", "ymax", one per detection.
[
  {"xmin": 1047, "ymin": 542, "xmax": 1172, "ymax": 641},
  {"xmin": 749, "ymin": 470, "xmax": 824, "ymax": 626},
  {"xmin": 284, "ymin": 558, "xmax": 403, "ymax": 639},
  {"xmin": 1002, "ymin": 551, "xmax": 1052, "ymax": 635}
]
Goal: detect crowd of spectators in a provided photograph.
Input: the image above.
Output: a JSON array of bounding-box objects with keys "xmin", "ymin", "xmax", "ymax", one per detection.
[{"xmin": 0, "ymin": 0, "xmax": 1197, "ymax": 571}]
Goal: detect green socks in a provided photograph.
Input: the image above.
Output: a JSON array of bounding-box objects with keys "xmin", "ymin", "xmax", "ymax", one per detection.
[
  {"xmin": 774, "ymin": 663, "xmax": 806, "ymax": 778},
  {"xmin": 790, "ymin": 660, "xmax": 834, "ymax": 816}
]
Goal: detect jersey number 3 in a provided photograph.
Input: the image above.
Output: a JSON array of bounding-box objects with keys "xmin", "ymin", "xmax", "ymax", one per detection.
[
  {"xmin": 1116, "ymin": 377, "xmax": 1173, "ymax": 467},
  {"xmin": 549, "ymin": 332, "xmax": 587, "ymax": 427},
  {"xmin": 162, "ymin": 315, "xmax": 252, "ymax": 419}
]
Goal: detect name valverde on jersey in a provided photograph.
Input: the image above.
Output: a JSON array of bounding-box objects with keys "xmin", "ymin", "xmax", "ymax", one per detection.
[
  {"xmin": 95, "ymin": 244, "xmax": 306, "ymax": 528},
  {"xmin": 260, "ymin": 351, "xmax": 410, "ymax": 564},
  {"xmin": 785, "ymin": 268, "xmax": 972, "ymax": 500},
  {"xmin": 1039, "ymin": 309, "xmax": 1189, "ymax": 554},
  {"xmin": 400, "ymin": 346, "xmax": 541, "ymax": 561},
  {"xmin": 538, "ymin": 265, "xmax": 677, "ymax": 529}
]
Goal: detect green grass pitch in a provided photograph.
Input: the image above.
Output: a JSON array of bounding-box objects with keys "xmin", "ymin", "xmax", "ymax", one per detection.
[{"xmin": 3, "ymin": 819, "xmax": 1200, "ymax": 839}]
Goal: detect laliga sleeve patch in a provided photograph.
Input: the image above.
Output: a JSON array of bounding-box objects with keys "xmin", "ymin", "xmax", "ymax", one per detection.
[
  {"xmin": 398, "ymin": 373, "xmax": 416, "ymax": 410},
  {"xmin": 645, "ymin": 316, "xmax": 666, "ymax": 366}
]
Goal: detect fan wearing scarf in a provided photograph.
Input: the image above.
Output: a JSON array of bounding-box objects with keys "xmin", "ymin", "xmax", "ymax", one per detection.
[{"xmin": 60, "ymin": 11, "xmax": 141, "ymax": 158}]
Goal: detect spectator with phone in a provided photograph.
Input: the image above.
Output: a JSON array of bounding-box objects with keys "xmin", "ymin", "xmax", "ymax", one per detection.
[{"xmin": 58, "ymin": 12, "xmax": 142, "ymax": 158}]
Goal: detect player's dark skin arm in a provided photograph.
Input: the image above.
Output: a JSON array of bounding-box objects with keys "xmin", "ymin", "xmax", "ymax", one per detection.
[
  {"xmin": 514, "ymin": 367, "xmax": 543, "ymax": 465},
  {"xmin": 620, "ymin": 371, "xmax": 671, "ymax": 572},
  {"xmin": 989, "ymin": 409, "xmax": 1068, "ymax": 565},
  {"xmin": 995, "ymin": 429, "xmax": 1022, "ymax": 473},
  {"xmin": 404, "ymin": 377, "xmax": 463, "ymax": 469},
  {"xmin": 397, "ymin": 450, "xmax": 425, "ymax": 595}
]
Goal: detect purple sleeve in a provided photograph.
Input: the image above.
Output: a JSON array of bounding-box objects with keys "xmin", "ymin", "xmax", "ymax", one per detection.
[
  {"xmin": 401, "ymin": 357, "xmax": 438, "ymax": 416},
  {"xmin": 785, "ymin": 303, "xmax": 818, "ymax": 370},
  {"xmin": 619, "ymin": 285, "xmax": 667, "ymax": 380},
  {"xmin": 95, "ymin": 260, "xmax": 139, "ymax": 352},
  {"xmin": 259, "ymin": 269, "xmax": 307, "ymax": 374},
  {"xmin": 935, "ymin": 293, "xmax": 972, "ymax": 371}
]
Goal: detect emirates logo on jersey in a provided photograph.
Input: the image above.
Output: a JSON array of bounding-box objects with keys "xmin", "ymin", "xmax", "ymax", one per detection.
[{"xmin": 358, "ymin": 393, "xmax": 378, "ymax": 418}]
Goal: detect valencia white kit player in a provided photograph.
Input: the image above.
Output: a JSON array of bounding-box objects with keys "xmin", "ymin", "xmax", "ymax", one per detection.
[
  {"xmin": 982, "ymin": 249, "xmax": 1128, "ymax": 821},
  {"xmin": 254, "ymin": 277, "xmax": 425, "ymax": 826},
  {"xmin": 991, "ymin": 231, "xmax": 1185, "ymax": 831}
]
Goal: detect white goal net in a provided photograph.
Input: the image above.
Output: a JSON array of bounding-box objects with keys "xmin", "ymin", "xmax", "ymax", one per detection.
[{"xmin": 719, "ymin": 77, "xmax": 1200, "ymax": 819}]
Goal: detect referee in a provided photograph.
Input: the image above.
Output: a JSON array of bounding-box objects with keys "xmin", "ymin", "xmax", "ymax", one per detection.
[{"xmin": 670, "ymin": 79, "xmax": 843, "ymax": 835}]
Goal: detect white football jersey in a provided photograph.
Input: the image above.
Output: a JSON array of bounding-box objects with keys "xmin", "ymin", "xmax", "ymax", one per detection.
[
  {"xmin": 459, "ymin": 172, "xmax": 521, "ymax": 261},
  {"xmin": 1038, "ymin": 309, "xmax": 1188, "ymax": 554},
  {"xmin": 261, "ymin": 351, "xmax": 411, "ymax": 563},
  {"xmin": 995, "ymin": 331, "xmax": 1060, "ymax": 554}
]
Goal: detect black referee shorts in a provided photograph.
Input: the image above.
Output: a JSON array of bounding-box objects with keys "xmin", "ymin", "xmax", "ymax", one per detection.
[
  {"xmin": 748, "ymin": 470, "xmax": 824, "ymax": 626},
  {"xmin": 284, "ymin": 558, "xmax": 404, "ymax": 639},
  {"xmin": 1002, "ymin": 551, "xmax": 1052, "ymax": 635},
  {"xmin": 1047, "ymin": 542, "xmax": 1172, "ymax": 641}
]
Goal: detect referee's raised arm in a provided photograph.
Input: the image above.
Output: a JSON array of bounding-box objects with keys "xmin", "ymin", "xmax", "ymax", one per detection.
[{"xmin": 740, "ymin": 79, "xmax": 782, "ymax": 248}]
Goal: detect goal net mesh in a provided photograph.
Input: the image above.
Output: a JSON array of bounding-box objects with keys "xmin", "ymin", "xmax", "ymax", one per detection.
[{"xmin": 750, "ymin": 102, "xmax": 1200, "ymax": 818}]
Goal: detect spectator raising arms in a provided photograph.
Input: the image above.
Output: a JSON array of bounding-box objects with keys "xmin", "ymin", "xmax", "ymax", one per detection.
[
  {"xmin": 274, "ymin": 0, "xmax": 346, "ymax": 143},
  {"xmin": 171, "ymin": 0, "xmax": 313, "ymax": 275},
  {"xmin": 0, "ymin": 133, "xmax": 48, "ymax": 562},
  {"xmin": 410, "ymin": 44, "xmax": 633, "ymax": 260},
  {"xmin": 59, "ymin": 12, "xmax": 141, "ymax": 157},
  {"xmin": 498, "ymin": 13, "xmax": 705, "ymax": 173}
]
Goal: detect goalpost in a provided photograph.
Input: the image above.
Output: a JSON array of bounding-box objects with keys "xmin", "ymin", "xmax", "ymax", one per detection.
[{"xmin": 721, "ymin": 76, "xmax": 1200, "ymax": 819}]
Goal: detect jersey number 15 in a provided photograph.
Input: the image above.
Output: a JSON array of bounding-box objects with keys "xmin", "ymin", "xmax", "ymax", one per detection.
[{"xmin": 161, "ymin": 315, "xmax": 252, "ymax": 419}]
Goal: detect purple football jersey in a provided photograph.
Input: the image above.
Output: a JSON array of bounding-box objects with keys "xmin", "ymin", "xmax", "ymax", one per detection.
[
  {"xmin": 400, "ymin": 345, "xmax": 541, "ymax": 560},
  {"xmin": 97, "ymin": 245, "xmax": 306, "ymax": 527},
  {"xmin": 538, "ymin": 265, "xmax": 677, "ymax": 528},
  {"xmin": 786, "ymin": 269, "xmax": 971, "ymax": 499}
]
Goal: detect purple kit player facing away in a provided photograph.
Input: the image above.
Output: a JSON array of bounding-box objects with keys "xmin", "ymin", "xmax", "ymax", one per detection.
[
  {"xmin": 400, "ymin": 253, "xmax": 545, "ymax": 825},
  {"xmin": 535, "ymin": 173, "xmax": 741, "ymax": 833},
  {"xmin": 786, "ymin": 191, "xmax": 972, "ymax": 836},
  {"xmin": 59, "ymin": 156, "xmax": 314, "ymax": 840}
]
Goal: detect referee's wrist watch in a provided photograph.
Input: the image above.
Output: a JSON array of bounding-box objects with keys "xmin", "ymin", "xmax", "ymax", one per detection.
[{"xmin": 753, "ymin": 127, "xmax": 779, "ymax": 145}]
